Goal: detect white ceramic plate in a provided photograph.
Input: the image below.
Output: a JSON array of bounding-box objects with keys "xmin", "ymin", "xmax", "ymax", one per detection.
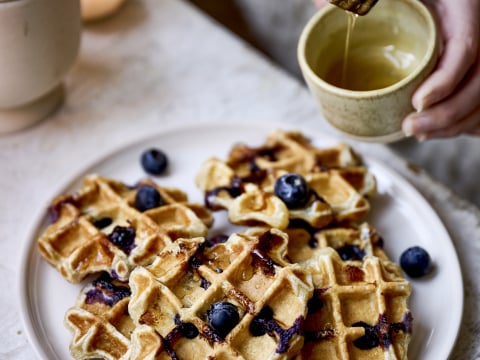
[{"xmin": 19, "ymin": 122, "xmax": 463, "ymax": 359}]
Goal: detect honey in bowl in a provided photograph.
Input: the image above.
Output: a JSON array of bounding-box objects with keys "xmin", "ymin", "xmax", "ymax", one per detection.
[
  {"xmin": 298, "ymin": 0, "xmax": 438, "ymax": 140},
  {"xmin": 314, "ymin": 11, "xmax": 422, "ymax": 91},
  {"xmin": 323, "ymin": 42, "xmax": 419, "ymax": 91}
]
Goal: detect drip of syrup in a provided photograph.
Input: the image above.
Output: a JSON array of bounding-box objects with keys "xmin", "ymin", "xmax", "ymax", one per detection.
[{"xmin": 341, "ymin": 11, "xmax": 359, "ymax": 88}]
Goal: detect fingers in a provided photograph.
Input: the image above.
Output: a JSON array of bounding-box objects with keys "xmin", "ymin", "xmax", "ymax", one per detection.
[
  {"xmin": 412, "ymin": 2, "xmax": 479, "ymax": 111},
  {"xmin": 414, "ymin": 108, "xmax": 480, "ymax": 140},
  {"xmin": 412, "ymin": 36, "xmax": 477, "ymax": 111},
  {"xmin": 403, "ymin": 57, "xmax": 480, "ymax": 137},
  {"xmin": 402, "ymin": 0, "xmax": 480, "ymax": 139}
]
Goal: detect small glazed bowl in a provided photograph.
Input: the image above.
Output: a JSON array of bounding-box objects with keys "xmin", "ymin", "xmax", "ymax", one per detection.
[
  {"xmin": 0, "ymin": 0, "xmax": 81, "ymax": 134},
  {"xmin": 297, "ymin": 0, "xmax": 438, "ymax": 143}
]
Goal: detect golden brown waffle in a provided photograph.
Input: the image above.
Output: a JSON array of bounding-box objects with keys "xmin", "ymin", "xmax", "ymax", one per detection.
[
  {"xmin": 64, "ymin": 273, "xmax": 133, "ymax": 359},
  {"xmin": 298, "ymin": 247, "xmax": 412, "ymax": 359},
  {"xmin": 128, "ymin": 229, "xmax": 314, "ymax": 360},
  {"xmin": 244, "ymin": 224, "xmax": 411, "ymax": 360},
  {"xmin": 64, "ymin": 225, "xmax": 411, "ymax": 360},
  {"xmin": 64, "ymin": 237, "xmax": 203, "ymax": 359},
  {"xmin": 195, "ymin": 130, "xmax": 375, "ymax": 230},
  {"xmin": 38, "ymin": 174, "xmax": 213, "ymax": 283}
]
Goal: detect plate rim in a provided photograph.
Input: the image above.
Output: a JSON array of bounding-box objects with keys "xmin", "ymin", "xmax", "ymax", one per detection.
[{"xmin": 17, "ymin": 120, "xmax": 464, "ymax": 359}]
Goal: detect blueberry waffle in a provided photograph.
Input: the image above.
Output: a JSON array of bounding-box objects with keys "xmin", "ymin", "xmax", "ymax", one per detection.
[
  {"xmin": 128, "ymin": 229, "xmax": 314, "ymax": 359},
  {"xmin": 38, "ymin": 174, "xmax": 213, "ymax": 283},
  {"xmin": 64, "ymin": 273, "xmax": 133, "ymax": 359},
  {"xmin": 298, "ymin": 247, "xmax": 412, "ymax": 359},
  {"xmin": 195, "ymin": 130, "xmax": 375, "ymax": 230},
  {"xmin": 64, "ymin": 237, "xmax": 204, "ymax": 360},
  {"xmin": 243, "ymin": 223, "xmax": 412, "ymax": 360}
]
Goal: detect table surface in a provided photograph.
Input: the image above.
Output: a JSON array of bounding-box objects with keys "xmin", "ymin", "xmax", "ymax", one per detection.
[{"xmin": 1, "ymin": 0, "xmax": 479, "ymax": 359}]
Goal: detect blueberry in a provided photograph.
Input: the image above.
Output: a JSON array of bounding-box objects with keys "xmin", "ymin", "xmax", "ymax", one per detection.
[
  {"xmin": 400, "ymin": 246, "xmax": 431, "ymax": 278},
  {"xmin": 141, "ymin": 148, "xmax": 168, "ymax": 175},
  {"xmin": 180, "ymin": 322, "xmax": 199, "ymax": 339},
  {"xmin": 108, "ymin": 226, "xmax": 136, "ymax": 254},
  {"xmin": 352, "ymin": 321, "xmax": 379, "ymax": 349},
  {"xmin": 205, "ymin": 234, "xmax": 229, "ymax": 248},
  {"xmin": 135, "ymin": 185, "xmax": 164, "ymax": 212},
  {"xmin": 206, "ymin": 301, "xmax": 240, "ymax": 339},
  {"xmin": 307, "ymin": 296, "xmax": 323, "ymax": 314},
  {"xmin": 85, "ymin": 273, "xmax": 131, "ymax": 306},
  {"xmin": 249, "ymin": 306, "xmax": 274, "ymax": 336},
  {"xmin": 173, "ymin": 314, "xmax": 199, "ymax": 339},
  {"xmin": 274, "ymin": 173, "xmax": 310, "ymax": 209},
  {"xmin": 336, "ymin": 245, "xmax": 366, "ymax": 261},
  {"xmin": 92, "ymin": 217, "xmax": 113, "ymax": 229}
]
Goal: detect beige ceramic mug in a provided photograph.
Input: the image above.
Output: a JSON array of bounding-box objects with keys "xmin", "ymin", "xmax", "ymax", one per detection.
[
  {"xmin": 0, "ymin": 0, "xmax": 81, "ymax": 134},
  {"xmin": 298, "ymin": 0, "xmax": 438, "ymax": 142}
]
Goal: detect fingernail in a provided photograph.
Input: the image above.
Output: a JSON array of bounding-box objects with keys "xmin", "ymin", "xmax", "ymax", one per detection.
[
  {"xmin": 402, "ymin": 119, "xmax": 415, "ymax": 137},
  {"xmin": 413, "ymin": 89, "xmax": 433, "ymax": 112},
  {"xmin": 413, "ymin": 99, "xmax": 423, "ymax": 113},
  {"xmin": 407, "ymin": 114, "xmax": 433, "ymax": 135}
]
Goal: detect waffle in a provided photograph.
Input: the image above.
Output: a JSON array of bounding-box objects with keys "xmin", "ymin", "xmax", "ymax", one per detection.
[
  {"xmin": 244, "ymin": 223, "xmax": 412, "ymax": 359},
  {"xmin": 64, "ymin": 273, "xmax": 133, "ymax": 359},
  {"xmin": 128, "ymin": 229, "xmax": 314, "ymax": 359},
  {"xmin": 297, "ymin": 247, "xmax": 412, "ymax": 359},
  {"xmin": 64, "ymin": 225, "xmax": 412, "ymax": 360},
  {"xmin": 195, "ymin": 130, "xmax": 375, "ymax": 229},
  {"xmin": 38, "ymin": 174, "xmax": 213, "ymax": 283},
  {"xmin": 64, "ymin": 237, "xmax": 203, "ymax": 359},
  {"xmin": 327, "ymin": 0, "xmax": 379, "ymax": 15}
]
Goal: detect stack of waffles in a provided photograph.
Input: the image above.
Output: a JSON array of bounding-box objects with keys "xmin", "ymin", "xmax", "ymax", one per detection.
[{"xmin": 37, "ymin": 130, "xmax": 412, "ymax": 359}]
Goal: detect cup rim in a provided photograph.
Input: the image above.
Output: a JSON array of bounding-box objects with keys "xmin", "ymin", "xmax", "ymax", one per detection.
[{"xmin": 297, "ymin": 0, "xmax": 438, "ymax": 98}]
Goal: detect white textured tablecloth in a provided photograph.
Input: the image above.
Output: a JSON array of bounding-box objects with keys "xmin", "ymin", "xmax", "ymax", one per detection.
[{"xmin": 0, "ymin": 0, "xmax": 479, "ymax": 358}]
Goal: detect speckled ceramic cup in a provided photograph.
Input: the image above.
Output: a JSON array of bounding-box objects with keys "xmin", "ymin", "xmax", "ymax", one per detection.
[
  {"xmin": 0, "ymin": 0, "xmax": 81, "ymax": 134},
  {"xmin": 298, "ymin": 0, "xmax": 438, "ymax": 142}
]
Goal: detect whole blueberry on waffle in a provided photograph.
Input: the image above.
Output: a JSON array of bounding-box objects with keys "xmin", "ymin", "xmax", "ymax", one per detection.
[
  {"xmin": 38, "ymin": 174, "xmax": 213, "ymax": 283},
  {"xmin": 128, "ymin": 229, "xmax": 314, "ymax": 359},
  {"xmin": 195, "ymin": 130, "xmax": 376, "ymax": 231}
]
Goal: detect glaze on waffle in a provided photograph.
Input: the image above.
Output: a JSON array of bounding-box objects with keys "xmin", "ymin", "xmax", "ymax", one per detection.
[
  {"xmin": 195, "ymin": 130, "xmax": 376, "ymax": 230},
  {"xmin": 128, "ymin": 229, "xmax": 313, "ymax": 359},
  {"xmin": 38, "ymin": 175, "xmax": 213, "ymax": 283}
]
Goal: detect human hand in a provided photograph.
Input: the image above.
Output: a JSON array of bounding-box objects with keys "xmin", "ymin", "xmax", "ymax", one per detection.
[
  {"xmin": 312, "ymin": 0, "xmax": 480, "ymax": 140},
  {"xmin": 401, "ymin": 0, "xmax": 480, "ymax": 140}
]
